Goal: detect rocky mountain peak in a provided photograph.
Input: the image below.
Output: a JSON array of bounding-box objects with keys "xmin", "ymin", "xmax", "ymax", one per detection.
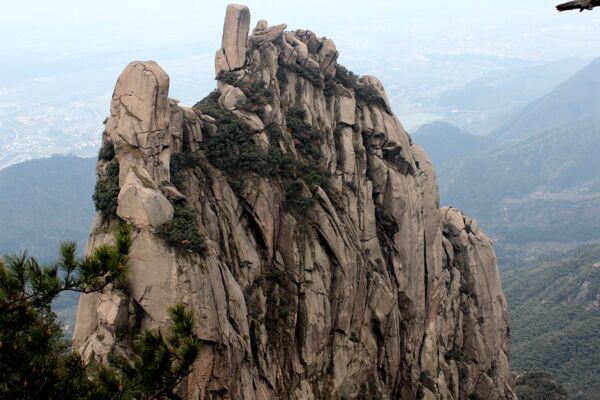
[{"xmin": 74, "ymin": 4, "xmax": 516, "ymax": 399}]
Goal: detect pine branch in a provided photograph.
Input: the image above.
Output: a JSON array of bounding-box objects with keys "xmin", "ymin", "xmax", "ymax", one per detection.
[
  {"xmin": 556, "ymin": 0, "xmax": 600, "ymax": 11},
  {"xmin": 0, "ymin": 223, "xmax": 131, "ymax": 314}
]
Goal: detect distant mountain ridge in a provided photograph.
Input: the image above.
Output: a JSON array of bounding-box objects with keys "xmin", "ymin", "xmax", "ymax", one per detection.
[
  {"xmin": 429, "ymin": 56, "xmax": 600, "ymax": 261},
  {"xmin": 0, "ymin": 155, "xmax": 96, "ymax": 261},
  {"xmin": 412, "ymin": 121, "xmax": 491, "ymax": 167},
  {"xmin": 493, "ymin": 56, "xmax": 600, "ymax": 141}
]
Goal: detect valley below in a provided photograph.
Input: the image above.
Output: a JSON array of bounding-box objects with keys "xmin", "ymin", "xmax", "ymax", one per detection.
[{"xmin": 1, "ymin": 4, "xmax": 600, "ymax": 397}]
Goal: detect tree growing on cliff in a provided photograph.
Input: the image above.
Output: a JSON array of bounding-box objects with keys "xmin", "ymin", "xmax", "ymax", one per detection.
[{"xmin": 0, "ymin": 223, "xmax": 201, "ymax": 399}]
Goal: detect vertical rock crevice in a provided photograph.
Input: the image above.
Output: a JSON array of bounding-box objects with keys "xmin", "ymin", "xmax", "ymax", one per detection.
[{"xmin": 74, "ymin": 4, "xmax": 516, "ymax": 400}]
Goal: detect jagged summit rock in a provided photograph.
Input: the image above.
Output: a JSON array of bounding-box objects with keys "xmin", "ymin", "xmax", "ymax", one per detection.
[
  {"xmin": 74, "ymin": 4, "xmax": 516, "ymax": 399},
  {"xmin": 216, "ymin": 3, "xmax": 251, "ymax": 73}
]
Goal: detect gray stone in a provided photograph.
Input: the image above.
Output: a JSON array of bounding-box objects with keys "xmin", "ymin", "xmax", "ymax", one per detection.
[
  {"xmin": 74, "ymin": 5, "xmax": 517, "ymax": 400},
  {"xmin": 219, "ymin": 4, "xmax": 251, "ymax": 71}
]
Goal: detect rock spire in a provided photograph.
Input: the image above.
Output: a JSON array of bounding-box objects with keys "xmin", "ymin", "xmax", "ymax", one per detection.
[{"xmin": 74, "ymin": 4, "xmax": 516, "ymax": 399}]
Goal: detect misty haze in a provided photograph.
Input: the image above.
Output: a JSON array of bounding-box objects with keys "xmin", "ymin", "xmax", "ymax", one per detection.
[{"xmin": 1, "ymin": 1, "xmax": 599, "ymax": 399}]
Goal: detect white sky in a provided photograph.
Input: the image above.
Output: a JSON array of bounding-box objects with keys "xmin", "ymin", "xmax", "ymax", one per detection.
[{"xmin": 2, "ymin": 0, "xmax": 600, "ymax": 61}]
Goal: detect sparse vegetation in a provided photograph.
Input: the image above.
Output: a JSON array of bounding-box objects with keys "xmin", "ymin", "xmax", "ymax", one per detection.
[
  {"xmin": 444, "ymin": 349, "xmax": 466, "ymax": 362},
  {"xmin": 354, "ymin": 144, "xmax": 365, "ymax": 161},
  {"xmin": 195, "ymin": 91, "xmax": 268, "ymax": 186},
  {"xmin": 194, "ymin": 91, "xmax": 331, "ymax": 215},
  {"xmin": 98, "ymin": 140, "xmax": 115, "ymax": 161},
  {"xmin": 334, "ymin": 64, "xmax": 391, "ymax": 113},
  {"xmin": 242, "ymin": 79, "xmax": 273, "ymax": 108},
  {"xmin": 93, "ymin": 160, "xmax": 120, "ymax": 220},
  {"xmin": 157, "ymin": 202, "xmax": 206, "ymax": 255},
  {"xmin": 216, "ymin": 70, "xmax": 273, "ymax": 111},
  {"xmin": 515, "ymin": 371, "xmax": 568, "ymax": 400},
  {"xmin": 286, "ymin": 106, "xmax": 325, "ymax": 159},
  {"xmin": 355, "ymin": 84, "xmax": 391, "ymax": 113},
  {"xmin": 216, "ymin": 70, "xmax": 239, "ymax": 85},
  {"xmin": 279, "ymin": 61, "xmax": 324, "ymax": 89},
  {"xmin": 169, "ymin": 151, "xmax": 202, "ymax": 191},
  {"xmin": 276, "ymin": 67, "xmax": 289, "ymax": 89},
  {"xmin": 285, "ymin": 179, "xmax": 315, "ymax": 212},
  {"xmin": 504, "ymin": 245, "xmax": 600, "ymax": 400},
  {"xmin": 324, "ymin": 76, "xmax": 336, "ymax": 97},
  {"xmin": 0, "ymin": 224, "xmax": 202, "ymax": 400},
  {"xmin": 334, "ymin": 64, "xmax": 360, "ymax": 89},
  {"xmin": 416, "ymin": 385, "xmax": 425, "ymax": 400}
]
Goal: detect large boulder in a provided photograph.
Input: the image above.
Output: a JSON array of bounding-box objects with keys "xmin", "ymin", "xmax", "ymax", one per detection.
[
  {"xmin": 106, "ymin": 60, "xmax": 176, "ymax": 183},
  {"xmin": 117, "ymin": 166, "xmax": 174, "ymax": 229},
  {"xmin": 75, "ymin": 5, "xmax": 516, "ymax": 400},
  {"xmin": 216, "ymin": 4, "xmax": 251, "ymax": 73}
]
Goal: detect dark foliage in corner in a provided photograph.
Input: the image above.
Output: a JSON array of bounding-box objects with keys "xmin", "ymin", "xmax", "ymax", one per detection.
[
  {"xmin": 94, "ymin": 303, "xmax": 202, "ymax": 400},
  {"xmin": 170, "ymin": 151, "xmax": 202, "ymax": 191},
  {"xmin": 193, "ymin": 78, "xmax": 331, "ymax": 215},
  {"xmin": 216, "ymin": 70, "xmax": 239, "ymax": 85},
  {"xmin": 334, "ymin": 64, "xmax": 360, "ymax": 89},
  {"xmin": 335, "ymin": 64, "xmax": 392, "ymax": 113},
  {"xmin": 286, "ymin": 106, "xmax": 325, "ymax": 159},
  {"xmin": 276, "ymin": 66, "xmax": 289, "ymax": 89},
  {"xmin": 93, "ymin": 160, "xmax": 120, "ymax": 220},
  {"xmin": 416, "ymin": 385, "xmax": 425, "ymax": 400},
  {"xmin": 0, "ymin": 223, "xmax": 208, "ymax": 399},
  {"xmin": 157, "ymin": 202, "xmax": 206, "ymax": 255},
  {"xmin": 279, "ymin": 61, "xmax": 324, "ymax": 89},
  {"xmin": 515, "ymin": 371, "xmax": 568, "ymax": 400},
  {"xmin": 98, "ymin": 140, "xmax": 115, "ymax": 161}
]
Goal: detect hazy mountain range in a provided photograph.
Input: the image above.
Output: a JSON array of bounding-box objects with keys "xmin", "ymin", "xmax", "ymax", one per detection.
[
  {"xmin": 411, "ymin": 56, "xmax": 600, "ymax": 266},
  {"xmin": 1, "ymin": 42, "xmax": 599, "ymax": 398},
  {"xmin": 412, "ymin": 121, "xmax": 491, "ymax": 166},
  {"xmin": 504, "ymin": 245, "xmax": 600, "ymax": 400},
  {"xmin": 0, "ymin": 155, "xmax": 96, "ymax": 261}
]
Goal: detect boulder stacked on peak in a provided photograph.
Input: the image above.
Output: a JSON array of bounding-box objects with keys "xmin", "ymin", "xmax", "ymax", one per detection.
[{"xmin": 75, "ymin": 4, "xmax": 517, "ymax": 400}]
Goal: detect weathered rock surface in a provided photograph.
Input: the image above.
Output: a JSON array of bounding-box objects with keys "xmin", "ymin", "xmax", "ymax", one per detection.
[
  {"xmin": 117, "ymin": 166, "xmax": 174, "ymax": 228},
  {"xmin": 75, "ymin": 5, "xmax": 516, "ymax": 400},
  {"xmin": 216, "ymin": 4, "xmax": 251, "ymax": 73}
]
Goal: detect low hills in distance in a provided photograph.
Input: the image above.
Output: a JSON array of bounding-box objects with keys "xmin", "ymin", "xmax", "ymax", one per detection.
[
  {"xmin": 0, "ymin": 155, "xmax": 97, "ymax": 336},
  {"xmin": 1, "ymin": 53, "xmax": 599, "ymax": 398},
  {"xmin": 504, "ymin": 245, "xmax": 600, "ymax": 400},
  {"xmin": 493, "ymin": 57, "xmax": 600, "ymax": 141},
  {"xmin": 412, "ymin": 121, "xmax": 491, "ymax": 166},
  {"xmin": 416, "ymin": 56, "xmax": 600, "ymax": 266},
  {"xmin": 415, "ymin": 56, "xmax": 600, "ymax": 399},
  {"xmin": 0, "ymin": 155, "xmax": 96, "ymax": 262}
]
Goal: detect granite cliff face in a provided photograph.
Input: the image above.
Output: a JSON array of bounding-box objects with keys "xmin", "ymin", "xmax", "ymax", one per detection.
[{"xmin": 74, "ymin": 4, "xmax": 516, "ymax": 399}]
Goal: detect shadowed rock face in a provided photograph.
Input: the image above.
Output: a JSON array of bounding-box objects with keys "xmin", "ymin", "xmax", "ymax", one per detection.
[{"xmin": 74, "ymin": 5, "xmax": 516, "ymax": 400}]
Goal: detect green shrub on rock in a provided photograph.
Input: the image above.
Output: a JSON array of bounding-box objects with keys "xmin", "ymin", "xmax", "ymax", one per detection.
[
  {"xmin": 334, "ymin": 64, "xmax": 360, "ymax": 89},
  {"xmin": 170, "ymin": 151, "xmax": 202, "ymax": 191},
  {"xmin": 216, "ymin": 70, "xmax": 239, "ymax": 85},
  {"xmin": 98, "ymin": 140, "xmax": 115, "ymax": 161},
  {"xmin": 193, "ymin": 89, "xmax": 332, "ymax": 215},
  {"xmin": 157, "ymin": 202, "xmax": 206, "ymax": 255},
  {"xmin": 286, "ymin": 106, "xmax": 325, "ymax": 159},
  {"xmin": 92, "ymin": 160, "xmax": 120, "ymax": 220}
]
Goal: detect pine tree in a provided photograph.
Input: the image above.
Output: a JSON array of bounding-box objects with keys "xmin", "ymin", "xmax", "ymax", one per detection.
[{"xmin": 0, "ymin": 223, "xmax": 201, "ymax": 399}]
